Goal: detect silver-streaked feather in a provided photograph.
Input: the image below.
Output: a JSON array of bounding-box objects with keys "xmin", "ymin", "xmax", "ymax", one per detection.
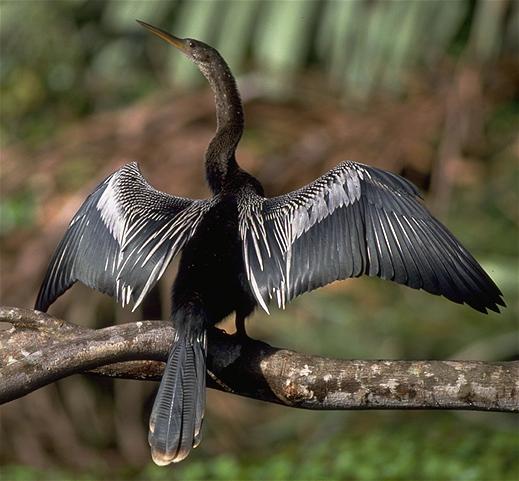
[
  {"xmin": 239, "ymin": 160, "xmax": 504, "ymax": 314},
  {"xmin": 35, "ymin": 162, "xmax": 210, "ymax": 312}
]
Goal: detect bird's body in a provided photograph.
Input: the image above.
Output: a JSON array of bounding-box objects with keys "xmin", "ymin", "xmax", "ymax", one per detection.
[
  {"xmin": 172, "ymin": 188, "xmax": 257, "ymax": 327},
  {"xmin": 36, "ymin": 21, "xmax": 505, "ymax": 466}
]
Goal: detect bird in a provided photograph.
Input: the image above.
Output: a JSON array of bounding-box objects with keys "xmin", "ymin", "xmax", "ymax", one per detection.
[{"xmin": 35, "ymin": 20, "xmax": 505, "ymax": 465}]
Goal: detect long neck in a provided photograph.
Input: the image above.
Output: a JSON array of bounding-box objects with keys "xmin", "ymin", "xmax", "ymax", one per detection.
[{"xmin": 199, "ymin": 55, "xmax": 244, "ymax": 194}]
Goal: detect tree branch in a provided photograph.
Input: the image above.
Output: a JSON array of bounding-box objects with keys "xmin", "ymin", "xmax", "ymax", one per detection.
[{"xmin": 1, "ymin": 307, "xmax": 517, "ymax": 412}]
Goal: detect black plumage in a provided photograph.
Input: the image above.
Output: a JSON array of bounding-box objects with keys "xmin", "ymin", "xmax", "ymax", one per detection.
[
  {"xmin": 242, "ymin": 161, "xmax": 503, "ymax": 314},
  {"xmin": 35, "ymin": 21, "xmax": 505, "ymax": 465}
]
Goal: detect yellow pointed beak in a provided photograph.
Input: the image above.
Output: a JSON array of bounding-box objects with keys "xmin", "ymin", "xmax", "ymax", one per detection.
[{"xmin": 137, "ymin": 20, "xmax": 186, "ymax": 52}]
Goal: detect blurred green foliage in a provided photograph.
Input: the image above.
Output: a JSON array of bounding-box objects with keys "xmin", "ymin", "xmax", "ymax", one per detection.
[
  {"xmin": 3, "ymin": 415, "xmax": 518, "ymax": 480},
  {"xmin": 2, "ymin": 0, "xmax": 517, "ymax": 147},
  {"xmin": 0, "ymin": 188, "xmax": 35, "ymax": 235}
]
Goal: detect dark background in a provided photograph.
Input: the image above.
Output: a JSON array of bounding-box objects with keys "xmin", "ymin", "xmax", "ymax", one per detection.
[{"xmin": 1, "ymin": 1, "xmax": 518, "ymax": 480}]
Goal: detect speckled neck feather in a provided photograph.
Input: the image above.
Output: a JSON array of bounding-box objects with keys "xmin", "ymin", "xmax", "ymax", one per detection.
[{"xmin": 199, "ymin": 54, "xmax": 244, "ymax": 194}]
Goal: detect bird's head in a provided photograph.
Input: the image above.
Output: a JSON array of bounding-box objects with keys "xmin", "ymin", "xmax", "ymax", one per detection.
[{"xmin": 137, "ymin": 20, "xmax": 215, "ymax": 66}]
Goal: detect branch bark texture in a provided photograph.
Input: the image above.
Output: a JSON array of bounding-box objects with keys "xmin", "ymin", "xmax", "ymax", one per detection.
[{"xmin": 1, "ymin": 307, "xmax": 517, "ymax": 412}]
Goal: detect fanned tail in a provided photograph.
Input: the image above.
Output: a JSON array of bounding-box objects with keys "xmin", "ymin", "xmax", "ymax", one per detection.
[{"xmin": 148, "ymin": 326, "xmax": 206, "ymax": 465}]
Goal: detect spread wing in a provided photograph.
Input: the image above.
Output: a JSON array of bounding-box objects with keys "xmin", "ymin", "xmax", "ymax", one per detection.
[
  {"xmin": 240, "ymin": 161, "xmax": 504, "ymax": 314},
  {"xmin": 36, "ymin": 162, "xmax": 210, "ymax": 312}
]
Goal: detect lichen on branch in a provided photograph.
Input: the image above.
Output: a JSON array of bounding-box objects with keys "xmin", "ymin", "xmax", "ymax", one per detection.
[{"xmin": 0, "ymin": 307, "xmax": 517, "ymax": 412}]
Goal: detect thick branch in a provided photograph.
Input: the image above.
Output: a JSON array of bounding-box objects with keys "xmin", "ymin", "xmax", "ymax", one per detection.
[{"xmin": 1, "ymin": 307, "xmax": 517, "ymax": 412}]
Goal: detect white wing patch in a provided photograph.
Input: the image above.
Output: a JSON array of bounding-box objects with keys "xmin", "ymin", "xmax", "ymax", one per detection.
[{"xmin": 96, "ymin": 175, "xmax": 126, "ymax": 243}]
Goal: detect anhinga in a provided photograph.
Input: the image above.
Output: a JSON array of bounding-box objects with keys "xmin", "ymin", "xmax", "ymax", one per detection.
[{"xmin": 35, "ymin": 21, "xmax": 505, "ymax": 465}]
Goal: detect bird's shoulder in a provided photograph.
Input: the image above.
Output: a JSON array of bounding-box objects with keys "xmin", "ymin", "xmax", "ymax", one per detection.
[{"xmin": 222, "ymin": 168, "xmax": 265, "ymax": 197}]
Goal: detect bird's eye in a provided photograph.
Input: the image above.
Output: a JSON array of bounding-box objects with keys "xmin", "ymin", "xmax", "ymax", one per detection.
[{"xmin": 187, "ymin": 40, "xmax": 195, "ymax": 49}]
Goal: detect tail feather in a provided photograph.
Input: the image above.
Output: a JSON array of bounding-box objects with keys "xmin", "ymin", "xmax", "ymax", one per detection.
[
  {"xmin": 193, "ymin": 337, "xmax": 206, "ymax": 447},
  {"xmin": 149, "ymin": 330, "xmax": 206, "ymax": 465}
]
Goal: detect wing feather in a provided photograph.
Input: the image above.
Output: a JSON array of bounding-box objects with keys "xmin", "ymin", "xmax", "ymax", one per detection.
[
  {"xmin": 36, "ymin": 162, "xmax": 210, "ymax": 312},
  {"xmin": 240, "ymin": 160, "xmax": 504, "ymax": 314}
]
